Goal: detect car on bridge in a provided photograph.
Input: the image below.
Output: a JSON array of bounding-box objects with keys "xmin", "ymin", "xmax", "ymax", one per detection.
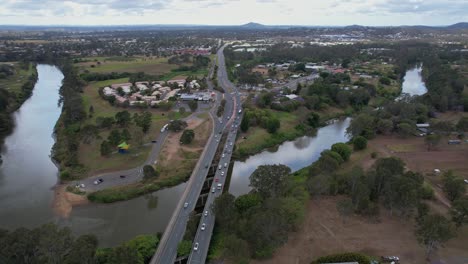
[
  {"xmin": 201, "ymin": 223, "xmax": 206, "ymax": 231},
  {"xmin": 193, "ymin": 243, "xmax": 199, "ymax": 251},
  {"xmin": 184, "ymin": 202, "xmax": 189, "ymax": 208}
]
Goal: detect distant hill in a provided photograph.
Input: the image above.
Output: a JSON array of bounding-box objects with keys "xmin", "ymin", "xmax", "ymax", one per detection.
[
  {"xmin": 241, "ymin": 22, "xmax": 266, "ymax": 28},
  {"xmin": 446, "ymin": 22, "xmax": 468, "ymax": 29}
]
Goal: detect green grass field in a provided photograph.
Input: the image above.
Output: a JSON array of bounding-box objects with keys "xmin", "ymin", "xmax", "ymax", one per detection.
[
  {"xmin": 77, "ymin": 57, "xmax": 178, "ymax": 76},
  {"xmin": 0, "ymin": 62, "xmax": 35, "ymax": 93}
]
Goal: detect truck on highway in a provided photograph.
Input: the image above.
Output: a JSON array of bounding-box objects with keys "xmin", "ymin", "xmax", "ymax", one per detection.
[{"xmin": 161, "ymin": 124, "xmax": 169, "ymax": 133}]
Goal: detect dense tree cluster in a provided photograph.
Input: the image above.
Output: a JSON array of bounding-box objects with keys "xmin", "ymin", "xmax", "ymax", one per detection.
[
  {"xmin": 212, "ymin": 164, "xmax": 308, "ymax": 260},
  {"xmin": 241, "ymin": 108, "xmax": 280, "ymax": 134}
]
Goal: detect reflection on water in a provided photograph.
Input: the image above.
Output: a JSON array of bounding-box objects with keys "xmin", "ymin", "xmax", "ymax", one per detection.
[
  {"xmin": 401, "ymin": 66, "xmax": 428, "ymax": 96},
  {"xmin": 229, "ymin": 118, "xmax": 351, "ymax": 197}
]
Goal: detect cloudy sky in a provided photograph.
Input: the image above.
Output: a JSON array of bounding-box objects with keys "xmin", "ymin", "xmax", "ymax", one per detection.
[{"xmin": 0, "ymin": 0, "xmax": 467, "ymax": 26}]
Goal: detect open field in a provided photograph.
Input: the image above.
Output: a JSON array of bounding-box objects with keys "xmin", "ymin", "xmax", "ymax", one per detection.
[
  {"xmin": 255, "ymin": 133, "xmax": 468, "ymax": 264},
  {"xmin": 0, "ymin": 62, "xmax": 35, "ymax": 93},
  {"xmin": 157, "ymin": 115, "xmax": 212, "ymax": 180},
  {"xmin": 253, "ymin": 196, "xmax": 468, "ymax": 264},
  {"xmin": 76, "ymin": 57, "xmax": 179, "ymax": 76}
]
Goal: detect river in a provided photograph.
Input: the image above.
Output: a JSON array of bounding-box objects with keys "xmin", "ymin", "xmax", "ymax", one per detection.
[
  {"xmin": 0, "ymin": 64, "xmax": 185, "ymax": 247},
  {"xmin": 229, "ymin": 118, "xmax": 351, "ymax": 196},
  {"xmin": 228, "ymin": 65, "xmax": 428, "ymax": 196},
  {"xmin": 0, "ymin": 64, "xmax": 427, "ymax": 247},
  {"xmin": 401, "ymin": 65, "xmax": 428, "ymax": 96}
]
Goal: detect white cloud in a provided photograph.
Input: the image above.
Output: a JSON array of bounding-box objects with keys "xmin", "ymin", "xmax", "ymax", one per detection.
[{"xmin": 0, "ymin": 0, "xmax": 466, "ymax": 26}]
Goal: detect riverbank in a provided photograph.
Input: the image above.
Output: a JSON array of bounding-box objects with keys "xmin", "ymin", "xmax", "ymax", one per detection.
[
  {"xmin": 234, "ymin": 109, "xmax": 348, "ymax": 160},
  {"xmin": 0, "ymin": 62, "xmax": 38, "ymax": 162},
  {"xmin": 87, "ymin": 113, "xmax": 213, "ymax": 203}
]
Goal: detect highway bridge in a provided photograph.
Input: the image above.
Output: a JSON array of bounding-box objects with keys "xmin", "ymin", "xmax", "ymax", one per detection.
[{"xmin": 150, "ymin": 45, "xmax": 242, "ymax": 264}]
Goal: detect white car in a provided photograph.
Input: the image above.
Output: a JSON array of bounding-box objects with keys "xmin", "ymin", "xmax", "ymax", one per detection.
[
  {"xmin": 193, "ymin": 242, "xmax": 199, "ymax": 251},
  {"xmin": 211, "ymin": 187, "xmax": 216, "ymax": 193},
  {"xmin": 221, "ymin": 171, "xmax": 225, "ymax": 176},
  {"xmin": 222, "ymin": 153, "xmax": 225, "ymax": 158},
  {"xmin": 204, "ymin": 210, "xmax": 208, "ymax": 217},
  {"xmin": 184, "ymin": 202, "xmax": 189, "ymax": 208},
  {"xmin": 201, "ymin": 223, "xmax": 206, "ymax": 231}
]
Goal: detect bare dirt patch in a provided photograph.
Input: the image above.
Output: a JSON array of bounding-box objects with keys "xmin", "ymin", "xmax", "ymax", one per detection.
[
  {"xmin": 52, "ymin": 185, "xmax": 88, "ymax": 219},
  {"xmin": 253, "ymin": 196, "xmax": 426, "ymax": 264}
]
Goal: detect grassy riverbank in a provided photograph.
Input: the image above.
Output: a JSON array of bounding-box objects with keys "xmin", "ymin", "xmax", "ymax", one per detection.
[
  {"xmin": 88, "ymin": 114, "xmax": 212, "ymax": 203},
  {"xmin": 234, "ymin": 108, "xmax": 347, "ymax": 159},
  {"xmin": 0, "ymin": 62, "xmax": 37, "ymax": 159}
]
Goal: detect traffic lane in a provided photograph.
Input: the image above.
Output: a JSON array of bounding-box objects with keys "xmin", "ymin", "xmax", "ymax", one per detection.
[{"xmin": 190, "ymin": 129, "xmax": 239, "ymax": 261}]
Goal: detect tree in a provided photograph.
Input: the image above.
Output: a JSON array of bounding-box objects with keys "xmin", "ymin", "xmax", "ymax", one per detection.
[
  {"xmin": 81, "ymin": 124, "xmax": 99, "ymax": 144},
  {"xmin": 213, "ymin": 193, "xmax": 238, "ymax": 232},
  {"xmin": 382, "ymin": 171, "xmax": 424, "ymax": 216},
  {"xmin": 115, "ymin": 111, "xmax": 132, "ymax": 127},
  {"xmin": 109, "ymin": 244, "xmax": 143, "ymax": 264},
  {"xmin": 143, "ymin": 165, "xmax": 158, "ymax": 180},
  {"xmin": 235, "ymin": 193, "xmax": 262, "ymax": 214},
  {"xmin": 121, "ymin": 128, "xmax": 132, "ymax": 141},
  {"xmin": 397, "ymin": 122, "xmax": 415, "ymax": 138},
  {"xmin": 451, "ymin": 197, "xmax": 468, "ymax": 228},
  {"xmin": 35, "ymin": 223, "xmax": 74, "ymax": 264},
  {"xmin": 424, "ymin": 134, "xmax": 441, "ymax": 151},
  {"xmin": 249, "ymin": 164, "xmax": 291, "ymax": 198},
  {"xmin": 336, "ymin": 198, "xmax": 354, "ymax": 223},
  {"xmin": 133, "ymin": 112, "xmax": 152, "ymax": 133},
  {"xmin": 88, "ymin": 105, "xmax": 94, "ymax": 118},
  {"xmin": 266, "ymin": 117, "xmax": 280, "ymax": 134},
  {"xmin": 331, "ymin": 143, "xmax": 352, "ymax": 161},
  {"xmin": 179, "ymin": 107, "xmax": 186, "ymax": 115},
  {"xmin": 100, "ymin": 140, "xmax": 112, "ymax": 156},
  {"xmin": 108, "ymin": 129, "xmax": 121, "ymax": 146},
  {"xmin": 352, "ymin": 136, "xmax": 367, "ymax": 150},
  {"xmin": 379, "ymin": 77, "xmax": 391, "ymax": 85},
  {"xmin": 96, "ymin": 116, "xmax": 115, "ymax": 129},
  {"xmin": 442, "ymin": 170, "xmax": 465, "ymax": 202},
  {"xmin": 346, "ymin": 113, "xmax": 375, "ymax": 139},
  {"xmin": 240, "ymin": 113, "xmax": 250, "ymax": 132},
  {"xmin": 416, "ymin": 214, "xmax": 455, "ymax": 257},
  {"xmin": 124, "ymin": 235, "xmax": 159, "ymax": 263},
  {"xmin": 222, "ymin": 235, "xmax": 250, "ymax": 263},
  {"xmin": 376, "ymin": 119, "xmax": 393, "ymax": 135},
  {"xmin": 64, "ymin": 235, "xmax": 98, "ymax": 264},
  {"xmin": 370, "ymin": 157, "xmax": 405, "ymax": 199},
  {"xmin": 456, "ymin": 117, "xmax": 468, "ymax": 131},
  {"xmin": 188, "ymin": 100, "xmax": 198, "ymax": 112},
  {"xmin": 306, "ymin": 112, "xmax": 320, "ymax": 128},
  {"xmin": 180, "ymin": 129, "xmax": 195, "ymax": 144},
  {"xmin": 168, "ymin": 120, "xmax": 188, "ymax": 132}
]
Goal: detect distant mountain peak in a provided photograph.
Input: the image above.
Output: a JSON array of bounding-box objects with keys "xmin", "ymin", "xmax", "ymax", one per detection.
[{"xmin": 241, "ymin": 22, "xmax": 265, "ymax": 28}]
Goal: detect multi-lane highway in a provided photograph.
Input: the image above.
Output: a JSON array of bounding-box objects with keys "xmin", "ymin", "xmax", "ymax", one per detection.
[
  {"xmin": 188, "ymin": 45, "xmax": 242, "ymax": 263},
  {"xmin": 150, "ymin": 44, "xmax": 239, "ymax": 264}
]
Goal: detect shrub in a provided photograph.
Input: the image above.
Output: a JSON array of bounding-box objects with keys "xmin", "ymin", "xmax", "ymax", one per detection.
[
  {"xmin": 352, "ymin": 136, "xmax": 367, "ymax": 150},
  {"xmin": 371, "ymin": 152, "xmax": 378, "ymax": 159},
  {"xmin": 331, "ymin": 142, "xmax": 352, "ymax": 161},
  {"xmin": 312, "ymin": 252, "xmax": 371, "ymax": 264}
]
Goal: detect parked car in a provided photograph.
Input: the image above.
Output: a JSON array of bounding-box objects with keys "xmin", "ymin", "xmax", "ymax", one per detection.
[
  {"xmin": 151, "ymin": 140, "xmax": 157, "ymax": 143},
  {"xmin": 119, "ymin": 175, "xmax": 126, "ymax": 178},
  {"xmin": 201, "ymin": 223, "xmax": 206, "ymax": 231},
  {"xmin": 381, "ymin": 256, "xmax": 399, "ymax": 262},
  {"xmin": 93, "ymin": 178, "xmax": 103, "ymax": 185},
  {"xmin": 193, "ymin": 242, "xmax": 199, "ymax": 251}
]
